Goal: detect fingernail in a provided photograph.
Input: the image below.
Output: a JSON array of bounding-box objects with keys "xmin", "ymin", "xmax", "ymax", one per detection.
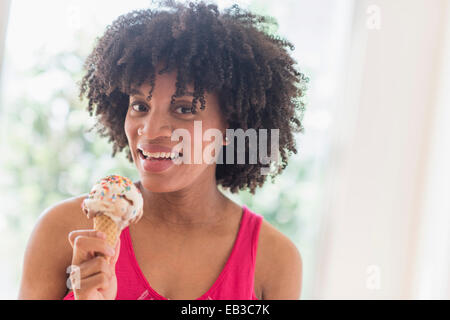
[
  {"xmin": 107, "ymin": 247, "xmax": 115, "ymax": 256},
  {"xmin": 97, "ymin": 232, "xmax": 106, "ymax": 239}
]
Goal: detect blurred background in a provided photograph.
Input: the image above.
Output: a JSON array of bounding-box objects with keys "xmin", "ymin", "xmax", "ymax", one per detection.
[{"xmin": 0, "ymin": 0, "xmax": 449, "ymax": 299}]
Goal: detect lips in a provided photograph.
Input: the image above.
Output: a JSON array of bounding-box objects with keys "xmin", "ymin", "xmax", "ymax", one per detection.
[{"xmin": 137, "ymin": 149, "xmax": 178, "ymax": 173}]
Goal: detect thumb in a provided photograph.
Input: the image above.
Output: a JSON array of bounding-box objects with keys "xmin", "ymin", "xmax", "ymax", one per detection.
[{"xmin": 110, "ymin": 238, "xmax": 121, "ymax": 269}]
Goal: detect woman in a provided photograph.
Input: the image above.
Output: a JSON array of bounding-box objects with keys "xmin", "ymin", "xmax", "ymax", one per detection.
[{"xmin": 19, "ymin": 0, "xmax": 307, "ymax": 300}]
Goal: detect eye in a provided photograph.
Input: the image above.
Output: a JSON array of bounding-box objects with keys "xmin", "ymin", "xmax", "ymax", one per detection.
[
  {"xmin": 130, "ymin": 102, "xmax": 148, "ymax": 112},
  {"xmin": 174, "ymin": 105, "xmax": 194, "ymax": 115}
]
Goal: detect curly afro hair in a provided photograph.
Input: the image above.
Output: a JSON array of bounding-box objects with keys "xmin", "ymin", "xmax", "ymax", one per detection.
[{"xmin": 78, "ymin": 0, "xmax": 308, "ymax": 194}]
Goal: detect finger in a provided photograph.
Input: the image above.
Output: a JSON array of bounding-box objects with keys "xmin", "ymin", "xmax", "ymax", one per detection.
[
  {"xmin": 68, "ymin": 230, "xmax": 106, "ymax": 247},
  {"xmin": 72, "ymin": 235, "xmax": 115, "ymax": 264},
  {"xmin": 77, "ymin": 272, "xmax": 111, "ymax": 293},
  {"xmin": 78, "ymin": 256, "xmax": 112, "ymax": 280}
]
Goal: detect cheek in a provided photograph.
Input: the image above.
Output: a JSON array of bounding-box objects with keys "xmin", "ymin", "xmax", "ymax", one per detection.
[
  {"xmin": 188, "ymin": 126, "xmax": 223, "ymax": 163},
  {"xmin": 124, "ymin": 114, "xmax": 136, "ymax": 141}
]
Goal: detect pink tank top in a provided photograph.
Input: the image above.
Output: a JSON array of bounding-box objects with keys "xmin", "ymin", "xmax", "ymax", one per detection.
[{"xmin": 63, "ymin": 204, "xmax": 263, "ymax": 300}]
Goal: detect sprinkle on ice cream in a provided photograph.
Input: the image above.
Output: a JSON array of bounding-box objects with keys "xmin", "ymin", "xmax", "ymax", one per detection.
[{"xmin": 81, "ymin": 175, "xmax": 144, "ymax": 231}]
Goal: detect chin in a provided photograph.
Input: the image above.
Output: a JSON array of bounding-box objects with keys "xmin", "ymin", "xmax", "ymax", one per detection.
[{"xmin": 138, "ymin": 175, "xmax": 180, "ymax": 193}]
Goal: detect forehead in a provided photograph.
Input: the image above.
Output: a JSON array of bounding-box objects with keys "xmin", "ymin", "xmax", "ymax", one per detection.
[
  {"xmin": 129, "ymin": 87, "xmax": 194, "ymax": 97},
  {"xmin": 128, "ymin": 65, "xmax": 195, "ymax": 97}
]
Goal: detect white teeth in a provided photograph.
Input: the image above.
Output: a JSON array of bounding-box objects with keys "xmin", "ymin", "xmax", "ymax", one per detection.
[{"xmin": 140, "ymin": 149, "xmax": 180, "ymax": 159}]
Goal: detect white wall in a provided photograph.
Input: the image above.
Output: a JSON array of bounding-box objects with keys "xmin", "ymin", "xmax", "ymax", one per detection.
[
  {"xmin": 412, "ymin": 0, "xmax": 450, "ymax": 299},
  {"xmin": 0, "ymin": 0, "xmax": 11, "ymax": 82},
  {"xmin": 315, "ymin": 0, "xmax": 449, "ymax": 299}
]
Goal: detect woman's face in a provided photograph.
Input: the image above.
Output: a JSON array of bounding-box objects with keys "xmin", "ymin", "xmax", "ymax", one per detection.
[{"xmin": 124, "ymin": 65, "xmax": 228, "ymax": 193}]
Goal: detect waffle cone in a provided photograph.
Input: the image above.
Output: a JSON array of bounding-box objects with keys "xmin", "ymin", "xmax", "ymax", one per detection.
[{"xmin": 94, "ymin": 214, "xmax": 120, "ymax": 248}]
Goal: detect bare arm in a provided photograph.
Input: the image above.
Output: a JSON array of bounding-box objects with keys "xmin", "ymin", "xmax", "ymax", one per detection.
[
  {"xmin": 18, "ymin": 198, "xmax": 86, "ymax": 299},
  {"xmin": 259, "ymin": 223, "xmax": 303, "ymax": 300}
]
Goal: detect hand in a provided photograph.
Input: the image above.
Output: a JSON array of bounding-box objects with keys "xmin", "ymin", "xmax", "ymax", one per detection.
[{"xmin": 67, "ymin": 230, "xmax": 121, "ymax": 300}]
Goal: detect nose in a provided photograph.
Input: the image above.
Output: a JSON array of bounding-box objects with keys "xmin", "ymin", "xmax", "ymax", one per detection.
[{"xmin": 139, "ymin": 110, "xmax": 173, "ymax": 139}]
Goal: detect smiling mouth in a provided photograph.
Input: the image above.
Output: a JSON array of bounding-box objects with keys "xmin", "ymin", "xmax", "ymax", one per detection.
[{"xmin": 137, "ymin": 148, "xmax": 183, "ymax": 161}]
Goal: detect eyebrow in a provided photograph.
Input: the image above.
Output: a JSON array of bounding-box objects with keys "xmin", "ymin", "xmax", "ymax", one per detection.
[{"xmin": 129, "ymin": 88, "xmax": 194, "ymax": 97}]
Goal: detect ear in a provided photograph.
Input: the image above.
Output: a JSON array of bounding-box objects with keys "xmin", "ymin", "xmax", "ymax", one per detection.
[
  {"xmin": 222, "ymin": 124, "xmax": 231, "ymax": 146},
  {"xmin": 223, "ymin": 135, "xmax": 230, "ymax": 146}
]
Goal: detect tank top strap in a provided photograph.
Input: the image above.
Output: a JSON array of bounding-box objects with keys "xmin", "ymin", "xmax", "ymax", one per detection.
[
  {"xmin": 209, "ymin": 204, "xmax": 263, "ymax": 299},
  {"xmin": 115, "ymin": 226, "xmax": 151, "ymax": 299},
  {"xmin": 231, "ymin": 205, "xmax": 263, "ymax": 269}
]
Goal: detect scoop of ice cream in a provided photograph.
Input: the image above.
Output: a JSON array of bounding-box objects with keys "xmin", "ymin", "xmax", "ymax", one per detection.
[{"xmin": 81, "ymin": 175, "xmax": 144, "ymax": 231}]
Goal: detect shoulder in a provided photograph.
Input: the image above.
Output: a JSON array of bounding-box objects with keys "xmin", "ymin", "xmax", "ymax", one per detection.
[
  {"xmin": 31, "ymin": 194, "xmax": 92, "ymax": 242},
  {"xmin": 255, "ymin": 219, "xmax": 303, "ymax": 300},
  {"xmin": 18, "ymin": 194, "xmax": 91, "ymax": 299}
]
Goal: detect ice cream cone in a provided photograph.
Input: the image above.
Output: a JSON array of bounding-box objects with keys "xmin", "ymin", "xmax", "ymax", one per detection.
[
  {"xmin": 94, "ymin": 214, "xmax": 120, "ymax": 248},
  {"xmin": 82, "ymin": 175, "xmax": 144, "ymax": 261}
]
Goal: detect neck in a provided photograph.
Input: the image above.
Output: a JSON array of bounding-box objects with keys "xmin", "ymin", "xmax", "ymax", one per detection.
[{"xmin": 137, "ymin": 179, "xmax": 229, "ymax": 229}]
